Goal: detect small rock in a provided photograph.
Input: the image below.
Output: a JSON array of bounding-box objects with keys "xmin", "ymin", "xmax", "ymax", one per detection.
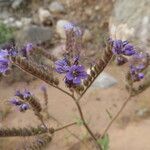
[
  {"xmin": 14, "ymin": 20, "xmax": 23, "ymax": 28},
  {"xmin": 0, "ymin": 11, "xmax": 10, "ymax": 20},
  {"xmin": 85, "ymin": 8, "xmax": 92, "ymax": 16},
  {"xmin": 38, "ymin": 8, "xmax": 53, "ymax": 25},
  {"xmin": 56, "ymin": 20, "xmax": 71, "ymax": 39},
  {"xmin": 92, "ymin": 72, "xmax": 118, "ymax": 88},
  {"xmin": 109, "ymin": 0, "xmax": 150, "ymax": 54},
  {"xmin": 15, "ymin": 25, "xmax": 53, "ymax": 46},
  {"xmin": 49, "ymin": 1, "xmax": 65, "ymax": 14},
  {"xmin": 0, "ymin": 0, "xmax": 14, "ymax": 7},
  {"xmin": 95, "ymin": 5, "xmax": 100, "ymax": 11},
  {"xmin": 21, "ymin": 17, "xmax": 32, "ymax": 26},
  {"xmin": 11, "ymin": 0, "xmax": 23, "ymax": 9},
  {"xmin": 83, "ymin": 29, "xmax": 92, "ymax": 42},
  {"xmin": 3, "ymin": 17, "xmax": 15, "ymax": 25}
]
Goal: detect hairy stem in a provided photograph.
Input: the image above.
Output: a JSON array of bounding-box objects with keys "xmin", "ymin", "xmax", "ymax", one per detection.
[
  {"xmin": 35, "ymin": 112, "xmax": 48, "ymax": 130},
  {"xmin": 12, "ymin": 60, "xmax": 73, "ymax": 99},
  {"xmin": 102, "ymin": 95, "xmax": 132, "ymax": 137},
  {"xmin": 74, "ymin": 98, "xmax": 102, "ymax": 150},
  {"xmin": 78, "ymin": 55, "xmax": 114, "ymax": 102},
  {"xmin": 55, "ymin": 122, "xmax": 77, "ymax": 132}
]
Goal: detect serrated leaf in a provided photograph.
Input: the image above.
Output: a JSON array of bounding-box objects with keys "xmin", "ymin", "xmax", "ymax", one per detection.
[{"xmin": 97, "ymin": 134, "xmax": 109, "ymax": 150}]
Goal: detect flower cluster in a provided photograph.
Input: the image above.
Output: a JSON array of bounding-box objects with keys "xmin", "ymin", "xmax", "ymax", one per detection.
[
  {"xmin": 10, "ymin": 89, "xmax": 32, "ymax": 112},
  {"xmin": 21, "ymin": 43, "xmax": 33, "ymax": 57},
  {"xmin": 111, "ymin": 38, "xmax": 149, "ymax": 82},
  {"xmin": 55, "ymin": 56, "xmax": 87, "ymax": 87},
  {"xmin": 15, "ymin": 89, "xmax": 32, "ymax": 99},
  {"xmin": 10, "ymin": 98, "xmax": 29, "ymax": 112},
  {"xmin": 0, "ymin": 49, "xmax": 10, "ymax": 75},
  {"xmin": 111, "ymin": 39, "xmax": 136, "ymax": 65},
  {"xmin": 129, "ymin": 53, "xmax": 148, "ymax": 82},
  {"xmin": 64, "ymin": 22, "xmax": 82, "ymax": 36}
]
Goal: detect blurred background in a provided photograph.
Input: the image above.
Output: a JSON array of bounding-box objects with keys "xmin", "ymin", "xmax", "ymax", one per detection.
[{"xmin": 0, "ymin": 0, "xmax": 150, "ymax": 150}]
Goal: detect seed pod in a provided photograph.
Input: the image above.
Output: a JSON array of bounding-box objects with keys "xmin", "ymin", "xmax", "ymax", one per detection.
[
  {"xmin": 53, "ymin": 78, "xmax": 59, "ymax": 86},
  {"xmin": 93, "ymin": 65, "xmax": 100, "ymax": 74},
  {"xmin": 83, "ymin": 79, "xmax": 90, "ymax": 86},
  {"xmin": 25, "ymin": 96, "xmax": 42, "ymax": 112},
  {"xmin": 11, "ymin": 55, "xmax": 59, "ymax": 87},
  {"xmin": 26, "ymin": 134, "xmax": 52, "ymax": 150},
  {"xmin": 0, "ymin": 126, "xmax": 54, "ymax": 137},
  {"xmin": 77, "ymin": 85, "xmax": 84, "ymax": 92},
  {"xmin": 90, "ymin": 69, "xmax": 96, "ymax": 77},
  {"xmin": 87, "ymin": 74, "xmax": 92, "ymax": 81},
  {"xmin": 35, "ymin": 47, "xmax": 57, "ymax": 62}
]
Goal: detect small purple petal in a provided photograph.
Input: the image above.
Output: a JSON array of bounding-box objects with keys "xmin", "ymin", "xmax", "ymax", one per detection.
[
  {"xmin": 0, "ymin": 58, "xmax": 10, "ymax": 74},
  {"xmin": 66, "ymin": 72, "xmax": 74, "ymax": 80},
  {"xmin": 26, "ymin": 43, "xmax": 33, "ymax": 52},
  {"xmin": 122, "ymin": 40, "xmax": 129, "ymax": 47},
  {"xmin": 64, "ymin": 22, "xmax": 74, "ymax": 30},
  {"xmin": 19, "ymin": 103, "xmax": 30, "ymax": 112},
  {"xmin": 73, "ymin": 77, "xmax": 81, "ymax": 84},
  {"xmin": 23, "ymin": 89, "xmax": 32, "ymax": 99},
  {"xmin": 10, "ymin": 98, "xmax": 22, "ymax": 106},
  {"xmin": 55, "ymin": 58, "xmax": 70, "ymax": 74},
  {"xmin": 138, "ymin": 73, "xmax": 144, "ymax": 79},
  {"xmin": 0, "ymin": 50, "xmax": 9, "ymax": 58}
]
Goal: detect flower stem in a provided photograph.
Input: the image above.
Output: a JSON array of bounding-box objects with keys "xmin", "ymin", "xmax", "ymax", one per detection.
[
  {"xmin": 55, "ymin": 122, "xmax": 77, "ymax": 132},
  {"xmin": 74, "ymin": 98, "xmax": 102, "ymax": 150},
  {"xmin": 102, "ymin": 95, "xmax": 132, "ymax": 137}
]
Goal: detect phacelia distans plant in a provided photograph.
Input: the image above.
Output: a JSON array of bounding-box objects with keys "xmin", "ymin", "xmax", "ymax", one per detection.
[{"xmin": 0, "ymin": 23, "xmax": 150, "ymax": 150}]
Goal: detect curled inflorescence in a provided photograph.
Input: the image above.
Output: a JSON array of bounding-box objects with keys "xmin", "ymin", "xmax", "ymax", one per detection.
[
  {"xmin": 110, "ymin": 38, "xmax": 150, "ymax": 82},
  {"xmin": 0, "ymin": 126, "xmax": 54, "ymax": 137},
  {"xmin": 15, "ymin": 89, "xmax": 42, "ymax": 112},
  {"xmin": 23, "ymin": 134, "xmax": 52, "ymax": 150},
  {"xmin": 55, "ymin": 56, "xmax": 87, "ymax": 88}
]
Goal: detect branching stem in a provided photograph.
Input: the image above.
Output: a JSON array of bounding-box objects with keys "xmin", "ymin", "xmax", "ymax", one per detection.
[
  {"xmin": 102, "ymin": 95, "xmax": 132, "ymax": 137},
  {"xmin": 55, "ymin": 122, "xmax": 77, "ymax": 132},
  {"xmin": 73, "ymin": 97, "xmax": 102, "ymax": 150}
]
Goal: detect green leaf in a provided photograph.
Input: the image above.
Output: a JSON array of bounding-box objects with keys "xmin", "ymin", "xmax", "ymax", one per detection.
[
  {"xmin": 75, "ymin": 117, "xmax": 84, "ymax": 126},
  {"xmin": 97, "ymin": 134, "xmax": 109, "ymax": 150},
  {"xmin": 106, "ymin": 109, "xmax": 113, "ymax": 119}
]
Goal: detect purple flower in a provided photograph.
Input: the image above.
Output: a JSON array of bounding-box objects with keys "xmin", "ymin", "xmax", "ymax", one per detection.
[
  {"xmin": 64, "ymin": 22, "xmax": 75, "ymax": 30},
  {"xmin": 26, "ymin": 43, "xmax": 33, "ymax": 52},
  {"xmin": 0, "ymin": 50, "xmax": 9, "ymax": 58},
  {"xmin": 21, "ymin": 43, "xmax": 33, "ymax": 57},
  {"xmin": 64, "ymin": 23, "xmax": 82, "ymax": 36},
  {"xmin": 122, "ymin": 44, "xmax": 136, "ymax": 56},
  {"xmin": 73, "ymin": 55, "xmax": 80, "ymax": 65},
  {"xmin": 112, "ymin": 39, "xmax": 135, "ymax": 56},
  {"xmin": 15, "ymin": 89, "xmax": 32, "ymax": 99},
  {"xmin": 129, "ymin": 64, "xmax": 145, "ymax": 81},
  {"xmin": 122, "ymin": 40, "xmax": 129, "ymax": 47},
  {"xmin": 15, "ymin": 90, "xmax": 23, "ymax": 97},
  {"xmin": 138, "ymin": 73, "xmax": 144, "ymax": 79},
  {"xmin": 0, "ymin": 58, "xmax": 10, "ymax": 74},
  {"xmin": 10, "ymin": 98, "xmax": 29, "ymax": 112},
  {"xmin": 112, "ymin": 40, "xmax": 123, "ymax": 54},
  {"xmin": 55, "ymin": 58, "xmax": 70, "ymax": 74},
  {"xmin": 19, "ymin": 103, "xmax": 30, "ymax": 112},
  {"xmin": 115, "ymin": 56, "xmax": 128, "ymax": 65},
  {"xmin": 23, "ymin": 89, "xmax": 32, "ymax": 99},
  {"xmin": 66, "ymin": 65, "xmax": 87, "ymax": 85},
  {"xmin": 40, "ymin": 85, "xmax": 47, "ymax": 91},
  {"xmin": 10, "ymin": 98, "xmax": 22, "ymax": 106}
]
